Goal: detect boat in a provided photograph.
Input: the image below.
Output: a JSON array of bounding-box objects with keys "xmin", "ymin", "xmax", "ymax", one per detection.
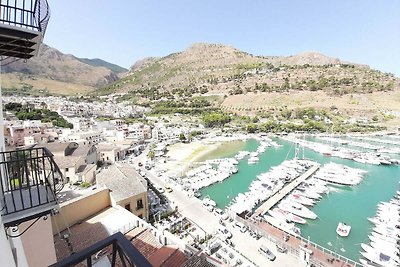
[
  {"xmin": 360, "ymin": 243, "xmax": 400, "ymax": 267},
  {"xmin": 263, "ymin": 215, "xmax": 301, "ymax": 237},
  {"xmin": 273, "ymin": 208, "xmax": 307, "ymax": 224},
  {"xmin": 287, "ymin": 194, "xmax": 315, "ymax": 206},
  {"xmin": 278, "ymin": 200, "xmax": 318, "ymax": 220},
  {"xmin": 336, "ymin": 222, "xmax": 351, "ymax": 237},
  {"xmin": 248, "ymin": 156, "xmax": 259, "ymax": 164}
]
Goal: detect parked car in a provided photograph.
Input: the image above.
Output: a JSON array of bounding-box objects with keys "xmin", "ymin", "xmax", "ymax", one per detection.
[
  {"xmin": 276, "ymin": 243, "xmax": 287, "ymax": 253},
  {"xmin": 194, "ymin": 191, "xmax": 201, "ymax": 198},
  {"xmin": 165, "ymin": 186, "xmax": 173, "ymax": 193},
  {"xmin": 233, "ymin": 221, "xmax": 247, "ymax": 233},
  {"xmin": 217, "ymin": 225, "xmax": 232, "ymax": 240},
  {"xmin": 258, "ymin": 245, "xmax": 276, "ymax": 261},
  {"xmin": 214, "ymin": 208, "xmax": 228, "ymax": 220},
  {"xmin": 205, "ymin": 205, "xmax": 214, "ymax": 212}
]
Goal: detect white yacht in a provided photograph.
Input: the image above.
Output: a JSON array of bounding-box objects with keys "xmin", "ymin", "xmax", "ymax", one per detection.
[
  {"xmin": 286, "ymin": 193, "xmax": 315, "ymax": 206},
  {"xmin": 269, "ymin": 208, "xmax": 307, "ymax": 224},
  {"xmin": 360, "ymin": 243, "xmax": 400, "ymax": 267},
  {"xmin": 278, "ymin": 200, "xmax": 318, "ymax": 219},
  {"xmin": 263, "ymin": 215, "xmax": 301, "ymax": 237}
]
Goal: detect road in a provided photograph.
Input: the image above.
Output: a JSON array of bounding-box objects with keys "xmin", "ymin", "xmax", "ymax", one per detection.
[{"xmin": 136, "ymin": 164, "xmax": 303, "ymax": 266}]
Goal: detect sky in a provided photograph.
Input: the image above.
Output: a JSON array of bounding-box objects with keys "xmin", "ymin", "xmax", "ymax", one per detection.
[{"xmin": 45, "ymin": 1, "xmax": 400, "ymax": 76}]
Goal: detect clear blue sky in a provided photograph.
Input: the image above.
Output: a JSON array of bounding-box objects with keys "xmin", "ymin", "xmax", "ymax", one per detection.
[{"xmin": 45, "ymin": 0, "xmax": 400, "ymax": 76}]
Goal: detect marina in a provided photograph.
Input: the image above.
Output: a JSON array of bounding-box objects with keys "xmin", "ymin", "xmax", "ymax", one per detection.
[
  {"xmin": 252, "ymin": 163, "xmax": 320, "ymax": 217},
  {"xmin": 199, "ymin": 135, "xmax": 400, "ymax": 263}
]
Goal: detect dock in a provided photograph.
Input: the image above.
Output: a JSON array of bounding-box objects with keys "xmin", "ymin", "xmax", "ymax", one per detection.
[{"xmin": 252, "ymin": 162, "xmax": 320, "ymax": 218}]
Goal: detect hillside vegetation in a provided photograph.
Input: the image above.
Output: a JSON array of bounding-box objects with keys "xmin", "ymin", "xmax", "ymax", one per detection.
[
  {"xmin": 98, "ymin": 44, "xmax": 398, "ymax": 122},
  {"xmin": 101, "ymin": 43, "xmax": 398, "ymax": 99}
]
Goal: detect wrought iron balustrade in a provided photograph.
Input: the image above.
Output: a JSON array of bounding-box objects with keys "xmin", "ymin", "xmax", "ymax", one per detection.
[
  {"xmin": 0, "ymin": 0, "xmax": 50, "ymax": 32},
  {"xmin": 0, "ymin": 0, "xmax": 50, "ymax": 59},
  {"xmin": 50, "ymin": 232, "xmax": 152, "ymax": 267},
  {"xmin": 0, "ymin": 147, "xmax": 64, "ymax": 227}
]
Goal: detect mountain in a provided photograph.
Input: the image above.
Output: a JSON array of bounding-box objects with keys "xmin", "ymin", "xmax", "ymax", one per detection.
[
  {"xmin": 99, "ymin": 43, "xmax": 399, "ymax": 124},
  {"xmin": 75, "ymin": 57, "xmax": 128, "ymax": 74},
  {"xmin": 102, "ymin": 43, "xmax": 397, "ymax": 96},
  {"xmin": 1, "ymin": 44, "xmax": 120, "ymax": 95}
]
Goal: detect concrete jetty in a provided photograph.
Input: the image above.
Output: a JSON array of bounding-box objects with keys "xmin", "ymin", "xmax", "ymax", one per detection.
[{"xmin": 252, "ymin": 162, "xmax": 320, "ymax": 218}]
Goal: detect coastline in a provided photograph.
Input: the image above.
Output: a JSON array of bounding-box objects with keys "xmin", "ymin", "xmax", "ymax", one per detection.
[{"xmin": 161, "ymin": 134, "xmax": 249, "ymax": 177}]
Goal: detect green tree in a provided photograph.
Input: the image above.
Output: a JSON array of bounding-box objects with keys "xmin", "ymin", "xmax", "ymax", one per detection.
[
  {"xmin": 147, "ymin": 150, "xmax": 155, "ymax": 160},
  {"xmin": 246, "ymin": 123, "xmax": 258, "ymax": 133},
  {"xmin": 179, "ymin": 133, "xmax": 186, "ymax": 142}
]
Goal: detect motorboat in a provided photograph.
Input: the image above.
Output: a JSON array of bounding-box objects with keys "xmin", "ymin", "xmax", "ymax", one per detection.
[
  {"xmin": 360, "ymin": 243, "xmax": 400, "ymax": 267},
  {"xmin": 263, "ymin": 215, "xmax": 301, "ymax": 237},
  {"xmin": 287, "ymin": 194, "xmax": 315, "ymax": 206},
  {"xmin": 278, "ymin": 200, "xmax": 317, "ymax": 220},
  {"xmin": 272, "ymin": 208, "xmax": 307, "ymax": 224},
  {"xmin": 336, "ymin": 222, "xmax": 351, "ymax": 237},
  {"xmin": 293, "ymin": 189, "xmax": 321, "ymax": 200}
]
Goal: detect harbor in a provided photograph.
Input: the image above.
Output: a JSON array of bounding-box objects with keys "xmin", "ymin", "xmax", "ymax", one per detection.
[
  {"xmin": 252, "ymin": 163, "xmax": 320, "ymax": 218},
  {"xmin": 198, "ymin": 134, "xmax": 400, "ymax": 264}
]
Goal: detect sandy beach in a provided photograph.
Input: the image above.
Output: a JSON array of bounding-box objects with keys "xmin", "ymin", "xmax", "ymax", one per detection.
[{"xmin": 160, "ymin": 134, "xmax": 249, "ymax": 177}]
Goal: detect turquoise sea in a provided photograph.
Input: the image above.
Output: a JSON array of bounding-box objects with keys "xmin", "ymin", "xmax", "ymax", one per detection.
[{"xmin": 199, "ymin": 137, "xmax": 400, "ymax": 262}]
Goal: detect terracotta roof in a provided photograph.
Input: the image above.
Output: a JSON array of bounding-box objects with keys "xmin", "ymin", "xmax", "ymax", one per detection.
[
  {"xmin": 54, "ymin": 216, "xmax": 110, "ymax": 262},
  {"xmin": 151, "ymin": 246, "xmax": 187, "ymax": 267},
  {"xmin": 128, "ymin": 229, "xmax": 188, "ymax": 267},
  {"xmin": 130, "ymin": 228, "xmax": 162, "ymax": 258}
]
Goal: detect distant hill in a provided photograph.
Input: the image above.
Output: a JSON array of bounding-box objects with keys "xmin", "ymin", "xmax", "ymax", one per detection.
[
  {"xmin": 1, "ymin": 44, "xmax": 120, "ymax": 95},
  {"xmin": 98, "ymin": 43, "xmax": 399, "ymax": 125},
  {"xmin": 101, "ymin": 43, "xmax": 397, "ymax": 97},
  {"xmin": 75, "ymin": 57, "xmax": 128, "ymax": 74}
]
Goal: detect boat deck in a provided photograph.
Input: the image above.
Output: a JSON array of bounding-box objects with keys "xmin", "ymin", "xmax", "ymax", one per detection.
[{"xmin": 252, "ymin": 162, "xmax": 320, "ymax": 218}]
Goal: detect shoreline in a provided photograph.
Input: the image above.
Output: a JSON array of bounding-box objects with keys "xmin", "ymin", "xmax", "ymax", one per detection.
[{"xmin": 161, "ymin": 135, "xmax": 249, "ymax": 177}]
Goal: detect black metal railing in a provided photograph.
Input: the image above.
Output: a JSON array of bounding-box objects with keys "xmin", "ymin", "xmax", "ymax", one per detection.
[
  {"xmin": 0, "ymin": 147, "xmax": 64, "ymax": 220},
  {"xmin": 50, "ymin": 232, "xmax": 152, "ymax": 267},
  {"xmin": 0, "ymin": 0, "xmax": 50, "ymax": 33}
]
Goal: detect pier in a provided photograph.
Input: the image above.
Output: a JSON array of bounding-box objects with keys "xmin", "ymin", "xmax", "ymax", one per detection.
[{"xmin": 252, "ymin": 162, "xmax": 320, "ymax": 218}]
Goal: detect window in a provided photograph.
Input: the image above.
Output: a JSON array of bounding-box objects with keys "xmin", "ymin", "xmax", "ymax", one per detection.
[
  {"xmin": 125, "ymin": 203, "xmax": 131, "ymax": 212},
  {"xmin": 65, "ymin": 168, "xmax": 69, "ymax": 172},
  {"xmin": 136, "ymin": 199, "xmax": 143, "ymax": 210}
]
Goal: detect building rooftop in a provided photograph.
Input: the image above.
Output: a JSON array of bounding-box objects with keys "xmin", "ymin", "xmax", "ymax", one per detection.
[
  {"xmin": 96, "ymin": 163, "xmax": 147, "ymax": 202},
  {"xmin": 54, "ymin": 206, "xmax": 139, "ymax": 262},
  {"xmin": 38, "ymin": 142, "xmax": 71, "ymax": 154},
  {"xmin": 148, "ymin": 246, "xmax": 187, "ymax": 267}
]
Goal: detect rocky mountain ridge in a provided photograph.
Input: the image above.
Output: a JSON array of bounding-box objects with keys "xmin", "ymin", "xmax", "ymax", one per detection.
[{"xmin": 1, "ymin": 44, "xmax": 123, "ymax": 95}]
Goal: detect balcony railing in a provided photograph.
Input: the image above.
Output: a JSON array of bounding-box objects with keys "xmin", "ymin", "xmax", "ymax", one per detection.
[
  {"xmin": 0, "ymin": 147, "xmax": 64, "ymax": 227},
  {"xmin": 0, "ymin": 0, "xmax": 50, "ymax": 32},
  {"xmin": 50, "ymin": 232, "xmax": 152, "ymax": 267},
  {"xmin": 0, "ymin": 0, "xmax": 50, "ymax": 59}
]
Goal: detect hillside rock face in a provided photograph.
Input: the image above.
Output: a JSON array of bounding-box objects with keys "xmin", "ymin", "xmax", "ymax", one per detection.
[
  {"xmin": 105, "ymin": 43, "xmax": 396, "ymax": 96},
  {"xmin": 1, "ymin": 44, "xmax": 119, "ymax": 88}
]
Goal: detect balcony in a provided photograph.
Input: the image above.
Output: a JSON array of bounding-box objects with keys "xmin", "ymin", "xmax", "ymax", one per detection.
[
  {"xmin": 0, "ymin": 0, "xmax": 50, "ymax": 59},
  {"xmin": 50, "ymin": 232, "xmax": 152, "ymax": 267},
  {"xmin": 0, "ymin": 147, "xmax": 63, "ymax": 227}
]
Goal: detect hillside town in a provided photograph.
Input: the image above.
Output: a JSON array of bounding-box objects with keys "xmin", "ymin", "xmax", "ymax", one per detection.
[{"xmin": 1, "ymin": 1, "xmax": 399, "ymax": 267}]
